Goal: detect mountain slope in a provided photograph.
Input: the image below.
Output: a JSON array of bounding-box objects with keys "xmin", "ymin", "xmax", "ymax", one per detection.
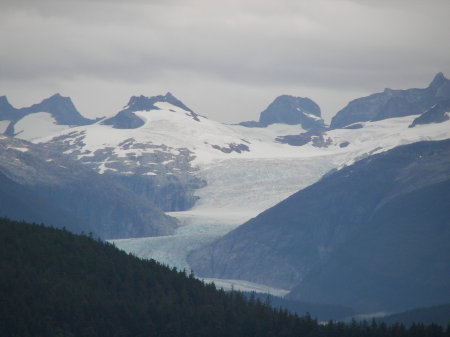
[
  {"xmin": 0, "ymin": 135, "xmax": 177, "ymax": 238},
  {"xmin": 330, "ymin": 72, "xmax": 450, "ymax": 129},
  {"xmin": 188, "ymin": 139, "xmax": 450, "ymax": 313},
  {"xmin": 0, "ymin": 171, "xmax": 83, "ymax": 231}
]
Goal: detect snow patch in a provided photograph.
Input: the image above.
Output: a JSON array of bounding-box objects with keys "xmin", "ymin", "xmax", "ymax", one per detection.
[{"xmin": 14, "ymin": 112, "xmax": 70, "ymax": 141}]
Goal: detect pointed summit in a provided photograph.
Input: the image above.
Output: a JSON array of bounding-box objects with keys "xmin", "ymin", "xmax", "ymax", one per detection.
[
  {"xmin": 0, "ymin": 96, "xmax": 25, "ymax": 125},
  {"xmin": 428, "ymin": 72, "xmax": 446, "ymax": 88},
  {"xmin": 0, "ymin": 96, "xmax": 13, "ymax": 110},
  {"xmin": 23, "ymin": 94, "xmax": 96, "ymax": 126}
]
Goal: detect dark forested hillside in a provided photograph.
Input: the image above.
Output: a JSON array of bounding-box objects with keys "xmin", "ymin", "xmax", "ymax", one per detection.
[{"xmin": 1, "ymin": 218, "xmax": 449, "ymax": 337}]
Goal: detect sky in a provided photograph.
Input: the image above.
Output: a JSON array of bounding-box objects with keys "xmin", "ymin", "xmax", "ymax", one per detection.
[{"xmin": 1, "ymin": 0, "xmax": 449, "ymax": 124}]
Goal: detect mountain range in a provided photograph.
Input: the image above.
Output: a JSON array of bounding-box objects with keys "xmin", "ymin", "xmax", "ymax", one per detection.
[
  {"xmin": 330, "ymin": 72, "xmax": 450, "ymax": 128},
  {"xmin": 1, "ymin": 72, "xmax": 450, "ymax": 317}
]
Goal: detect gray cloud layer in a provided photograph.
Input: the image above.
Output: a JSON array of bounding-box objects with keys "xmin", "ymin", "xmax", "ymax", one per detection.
[{"xmin": 1, "ymin": 0, "xmax": 449, "ymax": 122}]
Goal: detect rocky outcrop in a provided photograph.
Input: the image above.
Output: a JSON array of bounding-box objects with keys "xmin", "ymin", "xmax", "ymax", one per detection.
[
  {"xmin": 409, "ymin": 99, "xmax": 450, "ymax": 128},
  {"xmin": 276, "ymin": 128, "xmax": 331, "ymax": 147}
]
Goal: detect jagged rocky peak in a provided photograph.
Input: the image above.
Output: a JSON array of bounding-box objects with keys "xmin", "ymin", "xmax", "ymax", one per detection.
[
  {"xmin": 125, "ymin": 92, "xmax": 194, "ymax": 113},
  {"xmin": 429, "ymin": 72, "xmax": 446, "ymax": 89},
  {"xmin": 330, "ymin": 72, "xmax": 450, "ymax": 129},
  {"xmin": 25, "ymin": 93, "xmax": 97, "ymax": 126},
  {"xmin": 0, "ymin": 95, "xmax": 14, "ymax": 111},
  {"xmin": 104, "ymin": 92, "xmax": 198, "ymax": 129},
  {"xmin": 0, "ymin": 96, "xmax": 19, "ymax": 123}
]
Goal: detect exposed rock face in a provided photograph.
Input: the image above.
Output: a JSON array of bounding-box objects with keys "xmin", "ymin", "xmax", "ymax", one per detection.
[
  {"xmin": 276, "ymin": 128, "xmax": 331, "ymax": 147},
  {"xmin": 0, "ymin": 135, "xmax": 178, "ymax": 239},
  {"xmin": 409, "ymin": 99, "xmax": 450, "ymax": 128},
  {"xmin": 259, "ymin": 95, "xmax": 324, "ymax": 129},
  {"xmin": 330, "ymin": 73, "xmax": 450, "ymax": 129},
  {"xmin": 239, "ymin": 95, "xmax": 325, "ymax": 130},
  {"xmin": 188, "ymin": 139, "xmax": 450, "ymax": 313}
]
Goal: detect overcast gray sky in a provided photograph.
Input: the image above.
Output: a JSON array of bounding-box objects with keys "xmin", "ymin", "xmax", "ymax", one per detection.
[{"xmin": 1, "ymin": 0, "xmax": 449, "ymax": 123}]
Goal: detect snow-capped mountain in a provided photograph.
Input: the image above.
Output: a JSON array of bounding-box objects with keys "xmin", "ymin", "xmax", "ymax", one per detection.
[
  {"xmin": 0, "ymin": 93, "xmax": 99, "ymax": 140},
  {"xmin": 19, "ymin": 86, "xmax": 449, "ymax": 219}
]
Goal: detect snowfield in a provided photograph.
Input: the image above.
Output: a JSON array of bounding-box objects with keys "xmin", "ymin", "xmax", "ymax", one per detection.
[{"xmin": 14, "ymin": 112, "xmax": 72, "ymax": 141}]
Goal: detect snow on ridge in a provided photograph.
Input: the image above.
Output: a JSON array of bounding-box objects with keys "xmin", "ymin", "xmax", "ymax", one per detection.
[
  {"xmin": 201, "ymin": 278, "xmax": 289, "ymax": 297},
  {"xmin": 303, "ymin": 111, "xmax": 322, "ymax": 121},
  {"xmin": 32, "ymin": 107, "xmax": 450, "ymax": 174}
]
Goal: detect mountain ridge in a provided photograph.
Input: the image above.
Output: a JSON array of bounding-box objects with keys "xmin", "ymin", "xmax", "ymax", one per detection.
[{"xmin": 330, "ymin": 72, "xmax": 450, "ymax": 129}]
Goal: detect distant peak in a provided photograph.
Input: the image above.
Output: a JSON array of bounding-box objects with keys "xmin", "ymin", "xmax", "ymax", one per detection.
[
  {"xmin": 165, "ymin": 92, "xmax": 175, "ymax": 99},
  {"xmin": 47, "ymin": 93, "xmax": 69, "ymax": 101},
  {"xmin": 434, "ymin": 72, "xmax": 445, "ymax": 80},
  {"xmin": 0, "ymin": 95, "xmax": 11, "ymax": 105},
  {"xmin": 258, "ymin": 95, "xmax": 323, "ymax": 128},
  {"xmin": 0, "ymin": 95, "xmax": 14, "ymax": 111},
  {"xmin": 429, "ymin": 72, "xmax": 447, "ymax": 88}
]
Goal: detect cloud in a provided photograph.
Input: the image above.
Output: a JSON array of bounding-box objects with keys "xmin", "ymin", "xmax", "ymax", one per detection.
[{"xmin": 1, "ymin": 0, "xmax": 449, "ymax": 122}]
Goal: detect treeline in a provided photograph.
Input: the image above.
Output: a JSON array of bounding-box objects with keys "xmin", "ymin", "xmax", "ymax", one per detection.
[
  {"xmin": 0, "ymin": 217, "xmax": 448, "ymax": 337},
  {"xmin": 379, "ymin": 304, "xmax": 450, "ymax": 328}
]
